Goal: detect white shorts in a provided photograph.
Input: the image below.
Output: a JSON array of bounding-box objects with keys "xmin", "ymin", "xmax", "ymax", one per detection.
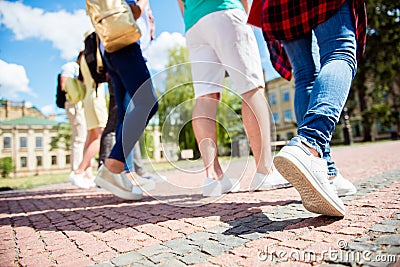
[{"xmin": 186, "ymin": 9, "xmax": 264, "ymax": 99}]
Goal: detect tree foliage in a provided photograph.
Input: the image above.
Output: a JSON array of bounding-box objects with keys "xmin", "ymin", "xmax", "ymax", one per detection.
[
  {"xmin": 350, "ymin": 1, "xmax": 400, "ymax": 141},
  {"xmin": 49, "ymin": 123, "xmax": 72, "ymax": 151},
  {"xmin": 0, "ymin": 157, "xmax": 15, "ymax": 178}
]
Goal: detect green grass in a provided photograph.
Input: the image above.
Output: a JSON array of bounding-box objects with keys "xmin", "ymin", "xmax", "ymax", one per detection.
[{"xmin": 0, "ymin": 172, "xmax": 70, "ymax": 191}]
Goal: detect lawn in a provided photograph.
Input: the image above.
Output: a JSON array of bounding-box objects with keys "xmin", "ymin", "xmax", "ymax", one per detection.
[
  {"xmin": 0, "ymin": 156, "xmax": 244, "ymax": 191},
  {"xmin": 0, "ymin": 172, "xmax": 70, "ymax": 191}
]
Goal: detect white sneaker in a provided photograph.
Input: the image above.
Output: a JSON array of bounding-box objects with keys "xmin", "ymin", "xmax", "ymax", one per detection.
[
  {"xmin": 273, "ymin": 137, "xmax": 345, "ymax": 217},
  {"xmin": 95, "ymin": 165, "xmax": 143, "ymax": 200},
  {"xmin": 68, "ymin": 171, "xmax": 76, "ymax": 184},
  {"xmin": 330, "ymin": 172, "xmax": 357, "ymax": 196},
  {"xmin": 249, "ymin": 167, "xmax": 292, "ymax": 191},
  {"xmin": 69, "ymin": 171, "xmax": 95, "ymax": 189},
  {"xmin": 73, "ymin": 174, "xmax": 96, "ymax": 189},
  {"xmin": 124, "ymin": 172, "xmax": 155, "ymax": 191},
  {"xmin": 203, "ymin": 174, "xmax": 240, "ymax": 197}
]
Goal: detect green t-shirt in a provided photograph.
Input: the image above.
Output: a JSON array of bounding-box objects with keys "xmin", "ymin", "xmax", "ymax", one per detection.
[{"xmin": 182, "ymin": 0, "xmax": 244, "ymax": 32}]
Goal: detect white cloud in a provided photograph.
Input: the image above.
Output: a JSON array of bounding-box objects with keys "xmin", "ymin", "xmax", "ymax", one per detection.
[
  {"xmin": 24, "ymin": 101, "xmax": 33, "ymax": 108},
  {"xmin": 0, "ymin": 59, "xmax": 35, "ymax": 98},
  {"xmin": 147, "ymin": 31, "xmax": 186, "ymax": 71},
  {"xmin": 41, "ymin": 104, "xmax": 55, "ymax": 116},
  {"xmin": 0, "ymin": 1, "xmax": 92, "ymax": 60}
]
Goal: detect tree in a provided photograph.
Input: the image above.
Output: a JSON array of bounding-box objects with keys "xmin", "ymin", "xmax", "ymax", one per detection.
[
  {"xmin": 50, "ymin": 123, "xmax": 72, "ymax": 151},
  {"xmin": 156, "ymin": 46, "xmax": 198, "ymax": 158},
  {"xmin": 0, "ymin": 157, "xmax": 15, "ymax": 178},
  {"xmin": 350, "ymin": 1, "xmax": 400, "ymax": 141}
]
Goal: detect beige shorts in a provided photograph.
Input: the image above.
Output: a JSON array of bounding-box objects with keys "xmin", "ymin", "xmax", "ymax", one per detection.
[
  {"xmin": 186, "ymin": 9, "xmax": 264, "ymax": 98},
  {"xmin": 83, "ymin": 83, "xmax": 108, "ymax": 130}
]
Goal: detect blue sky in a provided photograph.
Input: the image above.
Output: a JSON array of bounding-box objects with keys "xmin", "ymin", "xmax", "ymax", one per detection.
[{"xmin": 0, "ymin": 0, "xmax": 278, "ymax": 119}]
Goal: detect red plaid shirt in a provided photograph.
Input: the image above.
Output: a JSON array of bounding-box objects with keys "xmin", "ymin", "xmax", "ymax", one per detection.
[{"xmin": 249, "ymin": 0, "xmax": 367, "ymax": 80}]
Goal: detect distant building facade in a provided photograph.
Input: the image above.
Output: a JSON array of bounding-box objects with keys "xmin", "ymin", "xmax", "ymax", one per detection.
[
  {"xmin": 265, "ymin": 77, "xmax": 297, "ymax": 141},
  {"xmin": 0, "ymin": 100, "xmax": 69, "ymax": 177}
]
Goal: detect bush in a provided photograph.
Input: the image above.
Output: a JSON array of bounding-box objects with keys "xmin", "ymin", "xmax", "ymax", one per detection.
[{"xmin": 0, "ymin": 157, "xmax": 15, "ymax": 178}]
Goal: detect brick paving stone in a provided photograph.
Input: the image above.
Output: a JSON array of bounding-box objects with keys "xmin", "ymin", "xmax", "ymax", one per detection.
[
  {"xmin": 1, "ymin": 141, "xmax": 400, "ymax": 266},
  {"xmin": 279, "ymin": 239, "xmax": 313, "ymax": 250},
  {"xmin": 107, "ymin": 238, "xmax": 141, "ymax": 253},
  {"xmin": 375, "ymin": 234, "xmax": 400, "ymax": 246},
  {"xmin": 91, "ymin": 251, "xmax": 119, "ymax": 263},
  {"xmin": 179, "ymin": 251, "xmax": 210, "ymax": 265},
  {"xmin": 229, "ymin": 246, "xmax": 257, "ymax": 258},
  {"xmin": 137, "ymin": 236, "xmax": 161, "ymax": 247},
  {"xmin": 136, "ymin": 223, "xmax": 184, "ymax": 242},
  {"xmin": 299, "ymin": 230, "xmax": 328, "ymax": 242},
  {"xmin": 155, "ymin": 258, "xmax": 187, "ymax": 267},
  {"xmin": 210, "ymin": 234, "xmax": 247, "ymax": 248},
  {"xmin": 164, "ymin": 240, "xmax": 198, "ymax": 256},
  {"xmin": 110, "ymin": 251, "xmax": 144, "ymax": 266},
  {"xmin": 208, "ymin": 253, "xmax": 243, "ymax": 266},
  {"xmin": 370, "ymin": 224, "xmax": 397, "ymax": 233},
  {"xmin": 202, "ymin": 240, "xmax": 230, "ymax": 257},
  {"xmin": 137, "ymin": 244, "xmax": 172, "ymax": 257}
]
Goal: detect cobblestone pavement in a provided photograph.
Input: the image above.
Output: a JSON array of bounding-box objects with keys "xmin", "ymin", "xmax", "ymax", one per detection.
[{"xmin": 1, "ymin": 141, "xmax": 400, "ymax": 267}]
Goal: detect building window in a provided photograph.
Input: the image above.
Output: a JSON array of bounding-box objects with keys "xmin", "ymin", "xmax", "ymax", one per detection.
[
  {"xmin": 282, "ymin": 89, "xmax": 290, "ymax": 102},
  {"xmin": 66, "ymin": 155, "xmax": 71, "ymax": 164},
  {"xmin": 36, "ymin": 156, "xmax": 42, "ymax": 167},
  {"xmin": 269, "ymin": 92, "xmax": 277, "ymax": 105},
  {"xmin": 20, "ymin": 137, "xmax": 27, "ymax": 148},
  {"xmin": 3, "ymin": 137, "xmax": 11, "ymax": 149},
  {"xmin": 284, "ymin": 110, "xmax": 293, "ymax": 122},
  {"xmin": 36, "ymin": 137, "xmax": 43, "ymax": 148},
  {"xmin": 272, "ymin": 113, "xmax": 280, "ymax": 124},
  {"xmin": 51, "ymin": 156, "xmax": 57, "ymax": 166},
  {"xmin": 20, "ymin": 157, "xmax": 27, "ymax": 168}
]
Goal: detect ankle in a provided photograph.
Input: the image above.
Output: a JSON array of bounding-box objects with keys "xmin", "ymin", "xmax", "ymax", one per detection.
[
  {"xmin": 301, "ymin": 142, "xmax": 320, "ymax": 158},
  {"xmin": 104, "ymin": 159, "xmax": 124, "ymax": 174}
]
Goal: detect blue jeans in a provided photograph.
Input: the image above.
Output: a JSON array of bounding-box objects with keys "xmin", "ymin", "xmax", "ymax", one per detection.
[
  {"xmin": 104, "ymin": 43, "xmax": 158, "ymax": 163},
  {"xmin": 123, "ymin": 93, "xmax": 146, "ymax": 174},
  {"xmin": 282, "ymin": 1, "xmax": 357, "ymax": 177}
]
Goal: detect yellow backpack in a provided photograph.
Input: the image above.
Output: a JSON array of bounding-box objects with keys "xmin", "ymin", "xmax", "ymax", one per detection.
[{"xmin": 86, "ymin": 0, "xmax": 141, "ymax": 53}]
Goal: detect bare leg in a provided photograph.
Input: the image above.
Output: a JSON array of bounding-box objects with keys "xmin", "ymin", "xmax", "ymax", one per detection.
[
  {"xmin": 241, "ymin": 88, "xmax": 272, "ymax": 175},
  {"xmin": 75, "ymin": 127, "xmax": 104, "ymax": 175},
  {"xmin": 192, "ymin": 93, "xmax": 223, "ymax": 180}
]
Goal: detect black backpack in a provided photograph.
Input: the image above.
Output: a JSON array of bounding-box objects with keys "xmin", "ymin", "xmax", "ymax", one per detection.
[
  {"xmin": 55, "ymin": 73, "xmax": 66, "ymax": 109},
  {"xmin": 84, "ymin": 32, "xmax": 107, "ymax": 88}
]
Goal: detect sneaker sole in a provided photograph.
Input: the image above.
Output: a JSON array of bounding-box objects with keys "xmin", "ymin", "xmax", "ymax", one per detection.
[
  {"xmin": 95, "ymin": 176, "xmax": 143, "ymax": 200},
  {"xmin": 274, "ymin": 152, "xmax": 345, "ymax": 217}
]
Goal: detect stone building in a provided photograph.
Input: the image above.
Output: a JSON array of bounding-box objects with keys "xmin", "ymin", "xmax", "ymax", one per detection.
[
  {"xmin": 265, "ymin": 77, "xmax": 297, "ymax": 141},
  {"xmin": 0, "ymin": 100, "xmax": 68, "ymax": 177}
]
